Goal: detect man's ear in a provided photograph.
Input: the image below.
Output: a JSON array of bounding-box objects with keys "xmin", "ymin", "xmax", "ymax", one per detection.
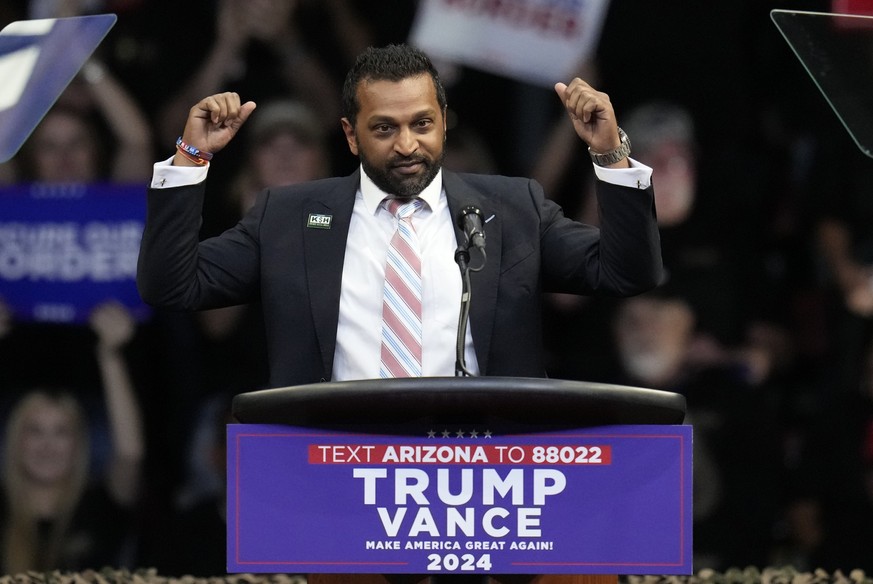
[{"xmin": 341, "ymin": 118, "xmax": 359, "ymax": 156}]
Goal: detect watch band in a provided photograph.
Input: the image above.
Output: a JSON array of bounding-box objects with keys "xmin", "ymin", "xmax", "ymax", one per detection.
[{"xmin": 588, "ymin": 127, "xmax": 631, "ymax": 166}]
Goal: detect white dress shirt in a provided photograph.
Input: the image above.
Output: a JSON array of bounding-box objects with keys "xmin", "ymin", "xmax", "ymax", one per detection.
[{"xmin": 332, "ymin": 168, "xmax": 479, "ymax": 380}]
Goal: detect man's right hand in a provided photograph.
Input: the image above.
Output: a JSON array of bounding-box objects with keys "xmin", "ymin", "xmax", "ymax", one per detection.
[{"xmin": 174, "ymin": 92, "xmax": 257, "ymax": 166}]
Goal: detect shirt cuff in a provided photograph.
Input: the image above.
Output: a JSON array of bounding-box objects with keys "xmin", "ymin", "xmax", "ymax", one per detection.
[
  {"xmin": 592, "ymin": 157, "xmax": 653, "ymax": 190},
  {"xmin": 151, "ymin": 156, "xmax": 209, "ymax": 188}
]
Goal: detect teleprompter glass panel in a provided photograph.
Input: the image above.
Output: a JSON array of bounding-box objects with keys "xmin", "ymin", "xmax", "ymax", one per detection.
[
  {"xmin": 0, "ymin": 14, "xmax": 116, "ymax": 162},
  {"xmin": 772, "ymin": 9, "xmax": 873, "ymax": 158}
]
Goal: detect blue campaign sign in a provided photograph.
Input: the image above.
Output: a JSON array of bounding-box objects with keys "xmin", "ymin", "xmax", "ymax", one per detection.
[
  {"xmin": 227, "ymin": 424, "xmax": 694, "ymax": 576},
  {"xmin": 0, "ymin": 14, "xmax": 117, "ymax": 162},
  {"xmin": 0, "ymin": 183, "xmax": 150, "ymax": 323}
]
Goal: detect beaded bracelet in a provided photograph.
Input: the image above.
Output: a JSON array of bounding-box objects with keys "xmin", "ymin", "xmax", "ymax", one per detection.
[
  {"xmin": 175, "ymin": 137, "xmax": 214, "ymax": 162},
  {"xmin": 175, "ymin": 144, "xmax": 208, "ymax": 166}
]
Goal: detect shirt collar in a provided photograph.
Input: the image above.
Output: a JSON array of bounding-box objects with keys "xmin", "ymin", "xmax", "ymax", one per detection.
[{"xmin": 359, "ymin": 165, "xmax": 443, "ymax": 215}]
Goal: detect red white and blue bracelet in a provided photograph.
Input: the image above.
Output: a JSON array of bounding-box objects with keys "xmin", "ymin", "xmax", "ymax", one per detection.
[{"xmin": 175, "ymin": 137, "xmax": 213, "ymax": 165}]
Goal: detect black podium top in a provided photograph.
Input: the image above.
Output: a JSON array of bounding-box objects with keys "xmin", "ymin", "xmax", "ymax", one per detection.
[{"xmin": 232, "ymin": 377, "xmax": 686, "ymax": 434}]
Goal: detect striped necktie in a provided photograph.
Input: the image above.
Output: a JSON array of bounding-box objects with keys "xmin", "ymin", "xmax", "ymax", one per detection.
[{"xmin": 380, "ymin": 197, "xmax": 424, "ymax": 378}]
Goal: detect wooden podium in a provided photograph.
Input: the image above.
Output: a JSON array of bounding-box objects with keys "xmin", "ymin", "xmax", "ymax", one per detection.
[{"xmin": 231, "ymin": 377, "xmax": 688, "ymax": 584}]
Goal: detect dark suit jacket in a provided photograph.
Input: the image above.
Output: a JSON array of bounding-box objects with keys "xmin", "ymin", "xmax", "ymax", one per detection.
[{"xmin": 137, "ymin": 169, "xmax": 661, "ymax": 387}]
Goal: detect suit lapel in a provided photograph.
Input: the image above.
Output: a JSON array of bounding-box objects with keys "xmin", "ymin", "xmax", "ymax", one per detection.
[
  {"xmin": 302, "ymin": 171, "xmax": 359, "ymax": 379},
  {"xmin": 443, "ymin": 171, "xmax": 501, "ymax": 374}
]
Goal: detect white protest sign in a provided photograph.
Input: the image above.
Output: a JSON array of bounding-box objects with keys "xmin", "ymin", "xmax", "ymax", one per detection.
[{"xmin": 409, "ymin": 0, "xmax": 610, "ymax": 87}]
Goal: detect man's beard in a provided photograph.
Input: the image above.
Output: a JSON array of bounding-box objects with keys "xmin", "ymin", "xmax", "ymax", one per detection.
[{"xmin": 359, "ymin": 145, "xmax": 444, "ymax": 198}]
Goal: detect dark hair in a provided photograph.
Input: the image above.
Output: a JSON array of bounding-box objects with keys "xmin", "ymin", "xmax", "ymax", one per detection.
[{"xmin": 341, "ymin": 44, "xmax": 447, "ymax": 127}]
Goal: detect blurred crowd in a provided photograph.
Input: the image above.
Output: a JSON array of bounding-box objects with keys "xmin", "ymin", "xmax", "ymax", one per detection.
[{"xmin": 1, "ymin": 0, "xmax": 873, "ymax": 577}]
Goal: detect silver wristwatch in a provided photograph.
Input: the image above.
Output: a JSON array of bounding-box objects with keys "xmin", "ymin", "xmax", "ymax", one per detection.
[{"xmin": 588, "ymin": 127, "xmax": 631, "ymax": 166}]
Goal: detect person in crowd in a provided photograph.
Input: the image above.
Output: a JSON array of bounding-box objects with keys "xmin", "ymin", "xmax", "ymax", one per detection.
[
  {"xmin": 608, "ymin": 288, "xmax": 784, "ymax": 571},
  {"xmin": 154, "ymin": 0, "xmax": 341, "ymax": 151},
  {"xmin": 12, "ymin": 58, "xmax": 153, "ymax": 184},
  {"xmin": 623, "ymin": 102, "xmax": 792, "ymax": 386},
  {"xmin": 541, "ymin": 100, "xmax": 792, "ymax": 385},
  {"xmin": 136, "ymin": 42, "xmax": 661, "ymax": 389},
  {"xmin": 0, "ymin": 301, "xmax": 145, "ymax": 573},
  {"xmin": 201, "ymin": 98, "xmax": 332, "ymax": 237},
  {"xmin": 150, "ymin": 0, "xmax": 375, "ymax": 209}
]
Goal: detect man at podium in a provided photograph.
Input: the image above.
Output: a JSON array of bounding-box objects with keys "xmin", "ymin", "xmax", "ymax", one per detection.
[{"xmin": 136, "ymin": 43, "xmax": 661, "ymax": 389}]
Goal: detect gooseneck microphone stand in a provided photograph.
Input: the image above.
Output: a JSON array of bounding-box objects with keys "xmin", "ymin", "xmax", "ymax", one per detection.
[{"xmin": 454, "ymin": 241, "xmax": 486, "ymax": 377}]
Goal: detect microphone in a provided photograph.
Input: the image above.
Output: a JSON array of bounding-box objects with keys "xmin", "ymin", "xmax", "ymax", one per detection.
[
  {"xmin": 457, "ymin": 205, "xmax": 486, "ymax": 251},
  {"xmin": 453, "ymin": 205, "xmax": 487, "ymax": 377}
]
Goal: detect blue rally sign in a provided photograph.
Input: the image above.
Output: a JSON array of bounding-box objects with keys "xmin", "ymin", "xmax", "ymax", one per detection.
[
  {"xmin": 227, "ymin": 424, "xmax": 693, "ymax": 576},
  {"xmin": 0, "ymin": 14, "xmax": 116, "ymax": 162},
  {"xmin": 0, "ymin": 183, "xmax": 150, "ymax": 323}
]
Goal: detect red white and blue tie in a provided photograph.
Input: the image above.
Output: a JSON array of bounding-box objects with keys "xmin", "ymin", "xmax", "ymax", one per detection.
[{"xmin": 380, "ymin": 198, "xmax": 424, "ymax": 378}]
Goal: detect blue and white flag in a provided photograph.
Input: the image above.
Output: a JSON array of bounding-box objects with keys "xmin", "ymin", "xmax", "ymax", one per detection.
[{"xmin": 0, "ymin": 183, "xmax": 149, "ymax": 324}]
